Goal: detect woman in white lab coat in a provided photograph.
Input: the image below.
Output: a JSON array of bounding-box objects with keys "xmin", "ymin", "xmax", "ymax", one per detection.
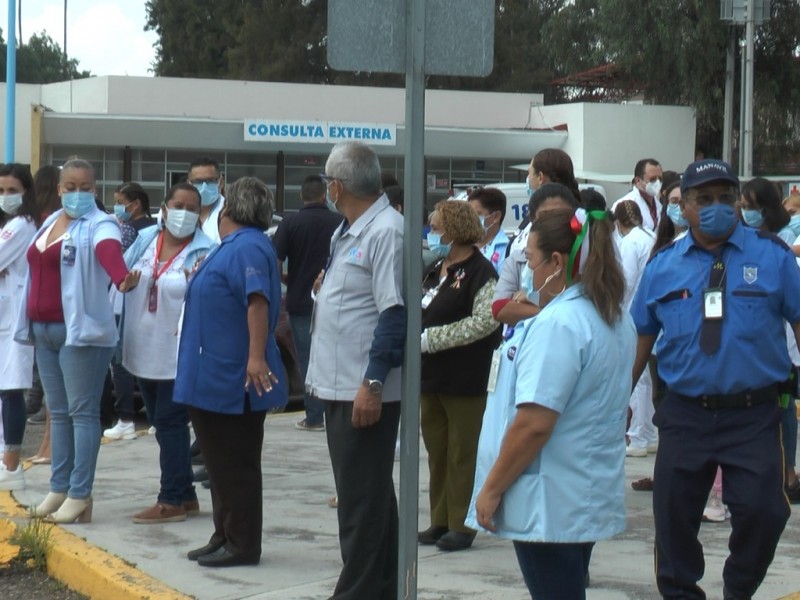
[
  {"xmin": 0, "ymin": 164, "xmax": 40, "ymax": 490},
  {"xmin": 614, "ymin": 200, "xmax": 657, "ymax": 457}
]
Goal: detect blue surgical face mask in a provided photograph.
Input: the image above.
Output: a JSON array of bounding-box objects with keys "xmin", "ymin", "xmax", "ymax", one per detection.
[
  {"xmin": 62, "ymin": 191, "xmax": 96, "ymax": 218},
  {"xmin": 666, "ymin": 203, "xmax": 688, "ymax": 228},
  {"xmin": 520, "ymin": 263, "xmax": 539, "ymax": 305},
  {"xmin": 479, "ymin": 213, "xmax": 494, "ymax": 233},
  {"xmin": 525, "ymin": 180, "xmax": 534, "ymax": 199},
  {"xmin": 698, "ymin": 203, "xmax": 737, "ymax": 238},
  {"xmin": 0, "ymin": 193, "xmax": 24, "ymax": 215},
  {"xmin": 788, "ymin": 214, "xmax": 800, "ymax": 236},
  {"xmin": 195, "ymin": 181, "xmax": 220, "ymax": 207},
  {"xmin": 114, "ymin": 203, "xmax": 131, "ymax": 222},
  {"xmin": 326, "ymin": 187, "xmax": 338, "ymax": 212},
  {"xmin": 741, "ymin": 207, "xmax": 764, "ymax": 228},
  {"xmin": 426, "ymin": 231, "xmax": 452, "ymax": 259}
]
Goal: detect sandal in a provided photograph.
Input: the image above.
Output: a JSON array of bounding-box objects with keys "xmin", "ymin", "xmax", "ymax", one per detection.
[
  {"xmin": 631, "ymin": 477, "xmax": 654, "ymax": 492},
  {"xmin": 327, "ymin": 495, "xmax": 338, "ymax": 508}
]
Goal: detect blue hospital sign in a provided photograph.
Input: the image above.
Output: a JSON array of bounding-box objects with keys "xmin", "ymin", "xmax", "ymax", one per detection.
[{"xmin": 244, "ymin": 120, "xmax": 397, "ymax": 146}]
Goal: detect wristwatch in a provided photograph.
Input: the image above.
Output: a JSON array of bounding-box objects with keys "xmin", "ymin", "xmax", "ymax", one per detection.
[{"xmin": 363, "ymin": 379, "xmax": 383, "ymax": 395}]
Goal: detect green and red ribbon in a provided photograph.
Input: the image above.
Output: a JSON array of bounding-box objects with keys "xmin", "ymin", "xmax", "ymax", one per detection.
[{"xmin": 567, "ymin": 209, "xmax": 608, "ymax": 284}]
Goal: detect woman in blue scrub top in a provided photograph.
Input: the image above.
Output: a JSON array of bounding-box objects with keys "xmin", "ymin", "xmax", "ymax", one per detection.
[
  {"xmin": 467, "ymin": 208, "xmax": 636, "ymax": 600},
  {"xmin": 173, "ymin": 176, "xmax": 287, "ymax": 568}
]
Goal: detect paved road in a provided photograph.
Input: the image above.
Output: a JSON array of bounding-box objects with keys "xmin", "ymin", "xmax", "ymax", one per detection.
[{"xmin": 12, "ymin": 412, "xmax": 800, "ymax": 600}]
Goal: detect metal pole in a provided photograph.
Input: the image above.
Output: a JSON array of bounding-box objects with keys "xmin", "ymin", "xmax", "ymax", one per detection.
[
  {"xmin": 5, "ymin": 0, "xmax": 17, "ymax": 162},
  {"xmin": 64, "ymin": 0, "xmax": 68, "ymax": 59},
  {"xmin": 398, "ymin": 0, "xmax": 424, "ymax": 597},
  {"xmin": 722, "ymin": 26, "xmax": 735, "ymax": 165},
  {"xmin": 743, "ymin": 0, "xmax": 755, "ymax": 178},
  {"xmin": 739, "ymin": 38, "xmax": 746, "ymax": 177}
]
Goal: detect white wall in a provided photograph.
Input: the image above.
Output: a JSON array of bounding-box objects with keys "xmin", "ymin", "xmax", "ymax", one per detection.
[
  {"xmin": 41, "ymin": 76, "xmax": 542, "ymax": 130},
  {"xmin": 533, "ymin": 103, "xmax": 696, "ymax": 201},
  {"xmin": 0, "ymin": 83, "xmax": 43, "ymax": 163}
]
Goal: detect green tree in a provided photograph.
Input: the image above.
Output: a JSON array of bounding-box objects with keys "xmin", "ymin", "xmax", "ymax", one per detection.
[
  {"xmin": 0, "ymin": 30, "xmax": 89, "ymax": 83},
  {"xmin": 145, "ymin": 0, "xmax": 242, "ymax": 77}
]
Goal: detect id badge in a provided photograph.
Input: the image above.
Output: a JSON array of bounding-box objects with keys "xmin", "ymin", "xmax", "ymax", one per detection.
[
  {"xmin": 486, "ymin": 349, "xmax": 501, "ymax": 394},
  {"xmin": 62, "ymin": 244, "xmax": 76, "ymax": 266},
  {"xmin": 148, "ymin": 283, "xmax": 158, "ymax": 313},
  {"xmin": 703, "ymin": 287, "xmax": 723, "ymax": 320},
  {"xmin": 421, "ymin": 289, "xmax": 435, "ymax": 309}
]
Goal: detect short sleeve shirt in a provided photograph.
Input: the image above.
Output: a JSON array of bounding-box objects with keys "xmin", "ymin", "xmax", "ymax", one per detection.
[
  {"xmin": 631, "ymin": 223, "xmax": 800, "ymax": 396},
  {"xmin": 466, "ymin": 284, "xmax": 636, "ymax": 542},
  {"xmin": 306, "ymin": 196, "xmax": 404, "ymax": 401}
]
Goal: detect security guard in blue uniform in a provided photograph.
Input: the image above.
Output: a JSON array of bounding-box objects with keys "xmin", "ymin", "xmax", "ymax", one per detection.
[{"xmin": 631, "ymin": 159, "xmax": 800, "ymax": 600}]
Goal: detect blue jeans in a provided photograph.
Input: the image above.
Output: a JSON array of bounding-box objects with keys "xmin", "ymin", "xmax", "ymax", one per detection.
[
  {"xmin": 33, "ymin": 322, "xmax": 113, "ymax": 499},
  {"xmin": 138, "ymin": 378, "xmax": 195, "ymax": 506},
  {"xmin": 513, "ymin": 541, "xmax": 594, "ymax": 600},
  {"xmin": 0, "ymin": 389, "xmax": 26, "ymax": 449},
  {"xmin": 290, "ymin": 313, "xmax": 324, "ymax": 426}
]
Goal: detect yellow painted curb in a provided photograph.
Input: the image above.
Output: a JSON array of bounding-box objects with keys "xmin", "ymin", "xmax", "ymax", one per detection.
[{"xmin": 0, "ymin": 491, "xmax": 192, "ymax": 600}]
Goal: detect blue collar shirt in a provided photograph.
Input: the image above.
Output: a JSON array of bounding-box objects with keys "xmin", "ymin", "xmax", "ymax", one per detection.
[{"xmin": 631, "ymin": 223, "xmax": 800, "ymax": 396}]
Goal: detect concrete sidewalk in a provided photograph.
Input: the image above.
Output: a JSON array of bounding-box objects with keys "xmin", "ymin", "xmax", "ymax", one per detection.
[{"xmin": 6, "ymin": 411, "xmax": 800, "ymax": 600}]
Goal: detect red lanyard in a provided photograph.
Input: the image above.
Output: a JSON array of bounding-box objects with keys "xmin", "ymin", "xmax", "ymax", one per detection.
[{"xmin": 152, "ymin": 231, "xmax": 190, "ymax": 283}]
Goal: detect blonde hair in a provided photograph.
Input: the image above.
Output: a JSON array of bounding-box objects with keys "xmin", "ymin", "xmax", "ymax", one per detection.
[
  {"xmin": 434, "ymin": 200, "xmax": 484, "ymax": 245},
  {"xmin": 783, "ymin": 192, "xmax": 800, "ymax": 213}
]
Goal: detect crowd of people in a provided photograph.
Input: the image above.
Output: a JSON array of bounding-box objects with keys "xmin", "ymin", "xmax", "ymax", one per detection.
[{"xmin": 1, "ymin": 141, "xmax": 799, "ymax": 600}]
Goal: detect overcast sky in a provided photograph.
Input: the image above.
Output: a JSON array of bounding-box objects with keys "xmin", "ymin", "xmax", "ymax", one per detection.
[{"xmin": 0, "ymin": 0, "xmax": 156, "ymax": 76}]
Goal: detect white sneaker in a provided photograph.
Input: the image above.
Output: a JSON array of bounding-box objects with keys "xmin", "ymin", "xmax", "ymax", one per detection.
[
  {"xmin": 626, "ymin": 445, "xmax": 648, "ymax": 457},
  {"xmin": 646, "ymin": 443, "xmax": 659, "ymax": 454},
  {"xmin": 148, "ymin": 426, "xmax": 156, "ymax": 435},
  {"xmin": 0, "ymin": 464, "xmax": 26, "ymax": 490},
  {"xmin": 702, "ymin": 491, "xmax": 729, "ymax": 523},
  {"xmin": 103, "ymin": 420, "xmax": 137, "ymax": 440}
]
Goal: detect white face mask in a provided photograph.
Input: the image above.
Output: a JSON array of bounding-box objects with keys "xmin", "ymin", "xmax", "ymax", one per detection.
[
  {"xmin": 645, "ymin": 180, "xmax": 662, "ymax": 199},
  {"xmin": 164, "ymin": 208, "xmax": 199, "ymax": 239},
  {"xmin": 0, "ymin": 193, "xmax": 24, "ymax": 215}
]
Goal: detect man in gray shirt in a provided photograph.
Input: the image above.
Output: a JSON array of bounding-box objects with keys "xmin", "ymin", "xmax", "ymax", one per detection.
[{"xmin": 307, "ymin": 142, "xmax": 406, "ymax": 600}]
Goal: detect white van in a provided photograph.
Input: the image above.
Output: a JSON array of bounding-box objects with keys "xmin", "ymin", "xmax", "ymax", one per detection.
[{"xmin": 452, "ymin": 182, "xmax": 607, "ymax": 234}]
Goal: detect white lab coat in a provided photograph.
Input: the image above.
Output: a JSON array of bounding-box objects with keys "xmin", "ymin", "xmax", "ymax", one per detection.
[
  {"xmin": 0, "ymin": 216, "xmax": 37, "ymax": 389},
  {"xmin": 618, "ymin": 225, "xmax": 658, "ymax": 449},
  {"xmin": 612, "ymin": 188, "xmax": 661, "ymax": 232}
]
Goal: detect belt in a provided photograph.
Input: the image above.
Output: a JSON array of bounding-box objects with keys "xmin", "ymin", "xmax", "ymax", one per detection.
[{"xmin": 673, "ymin": 384, "xmax": 778, "ymax": 410}]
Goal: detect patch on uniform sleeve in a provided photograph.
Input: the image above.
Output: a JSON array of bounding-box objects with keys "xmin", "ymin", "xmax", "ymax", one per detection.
[
  {"xmin": 742, "ymin": 265, "xmax": 758, "ymax": 284},
  {"xmin": 245, "ymin": 266, "xmax": 262, "ymax": 277},
  {"xmin": 0, "ymin": 229, "xmax": 13, "ymax": 241}
]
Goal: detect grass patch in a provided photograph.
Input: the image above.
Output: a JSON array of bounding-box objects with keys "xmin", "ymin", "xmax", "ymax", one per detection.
[{"xmin": 11, "ymin": 519, "xmax": 52, "ymax": 571}]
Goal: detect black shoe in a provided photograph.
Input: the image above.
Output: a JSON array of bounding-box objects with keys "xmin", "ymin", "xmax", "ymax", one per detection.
[
  {"xmin": 435, "ymin": 530, "xmax": 476, "ymax": 552},
  {"xmin": 786, "ymin": 480, "xmax": 800, "ymax": 504},
  {"xmin": 187, "ymin": 542, "xmax": 224, "ymax": 561},
  {"xmin": 723, "ymin": 585, "xmax": 751, "ymax": 600},
  {"xmin": 197, "ymin": 547, "xmax": 260, "ymax": 567},
  {"xmin": 418, "ymin": 525, "xmax": 449, "ymax": 545},
  {"xmin": 193, "ymin": 467, "xmax": 209, "ymax": 483}
]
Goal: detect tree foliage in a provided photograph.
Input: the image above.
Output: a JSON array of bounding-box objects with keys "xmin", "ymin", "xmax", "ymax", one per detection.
[
  {"xmin": 0, "ymin": 30, "xmax": 89, "ymax": 83},
  {"xmin": 144, "ymin": 0, "xmax": 800, "ymax": 169}
]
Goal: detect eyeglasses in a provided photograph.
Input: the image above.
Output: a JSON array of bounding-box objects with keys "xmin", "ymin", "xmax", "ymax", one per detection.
[
  {"xmin": 684, "ymin": 191, "xmax": 738, "ymax": 208},
  {"xmin": 189, "ymin": 178, "xmax": 218, "ymax": 185},
  {"xmin": 320, "ymin": 173, "xmax": 348, "ymax": 183}
]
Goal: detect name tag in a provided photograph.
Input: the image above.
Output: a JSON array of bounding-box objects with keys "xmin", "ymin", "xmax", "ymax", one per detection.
[
  {"xmin": 486, "ymin": 349, "xmax": 501, "ymax": 394},
  {"xmin": 703, "ymin": 287, "xmax": 724, "ymax": 320},
  {"xmin": 62, "ymin": 244, "xmax": 76, "ymax": 266}
]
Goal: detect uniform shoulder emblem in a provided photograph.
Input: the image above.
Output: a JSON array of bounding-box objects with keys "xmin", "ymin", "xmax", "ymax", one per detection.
[{"xmin": 755, "ymin": 230, "xmax": 790, "ymax": 250}]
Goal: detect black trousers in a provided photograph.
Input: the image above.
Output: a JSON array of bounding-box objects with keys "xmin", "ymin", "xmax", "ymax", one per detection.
[
  {"xmin": 188, "ymin": 400, "xmax": 266, "ymax": 560},
  {"xmin": 325, "ymin": 400, "xmax": 401, "ymax": 600},
  {"xmin": 653, "ymin": 393, "xmax": 789, "ymax": 599}
]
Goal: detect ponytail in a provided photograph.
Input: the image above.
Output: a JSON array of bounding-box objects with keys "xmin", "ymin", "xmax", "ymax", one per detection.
[{"xmin": 532, "ymin": 208, "xmax": 624, "ymax": 325}]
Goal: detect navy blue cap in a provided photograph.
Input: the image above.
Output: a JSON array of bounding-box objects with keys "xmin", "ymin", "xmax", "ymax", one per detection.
[{"xmin": 680, "ymin": 159, "xmax": 739, "ymax": 193}]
